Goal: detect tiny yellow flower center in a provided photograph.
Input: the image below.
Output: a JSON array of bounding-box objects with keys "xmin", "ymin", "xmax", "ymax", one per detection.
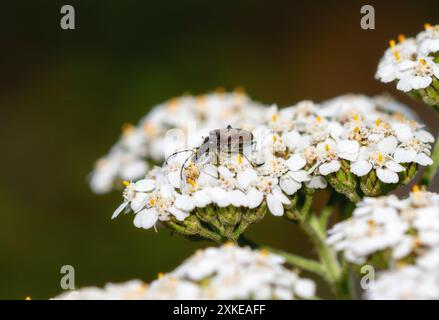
[
  {"xmin": 419, "ymin": 58, "xmax": 427, "ymax": 66},
  {"xmin": 389, "ymin": 40, "xmax": 400, "ymax": 61},
  {"xmin": 325, "ymin": 144, "xmax": 330, "ymax": 152},
  {"xmin": 260, "ymin": 249, "xmax": 270, "ymax": 257},
  {"xmin": 25, "ymin": 296, "xmax": 31, "ymax": 300},
  {"xmin": 122, "ymin": 123, "xmax": 134, "ymax": 134},
  {"xmin": 272, "ymin": 114, "xmax": 277, "ymax": 122},
  {"xmin": 122, "ymin": 180, "xmax": 131, "ymax": 187},
  {"xmin": 149, "ymin": 198, "xmax": 156, "ymax": 207},
  {"xmin": 138, "ymin": 283, "xmax": 148, "ymax": 293},
  {"xmin": 186, "ymin": 178, "xmax": 197, "ymax": 188},
  {"xmin": 412, "ymin": 185, "xmax": 420, "ymax": 193},
  {"xmin": 425, "ymin": 23, "xmax": 432, "ymax": 30},
  {"xmin": 378, "ymin": 153, "xmax": 384, "ymax": 163},
  {"xmin": 316, "ymin": 115, "xmax": 322, "ymax": 122},
  {"xmin": 143, "ymin": 123, "xmax": 156, "ymax": 135},
  {"xmin": 375, "ymin": 118, "xmax": 382, "ymax": 126},
  {"xmin": 367, "ymin": 220, "xmax": 376, "ymax": 228},
  {"xmin": 234, "ymin": 86, "xmax": 245, "ymax": 95},
  {"xmin": 158, "ymin": 272, "xmax": 164, "ymax": 279},
  {"xmin": 167, "ymin": 98, "xmax": 179, "ymax": 111},
  {"xmin": 215, "ymin": 86, "xmax": 225, "ymax": 94},
  {"xmin": 398, "ymin": 34, "xmax": 406, "ymax": 42},
  {"xmin": 196, "ymin": 95, "xmax": 205, "ymax": 106}
]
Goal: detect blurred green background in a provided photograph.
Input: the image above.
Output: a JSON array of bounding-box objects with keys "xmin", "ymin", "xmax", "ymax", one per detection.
[{"xmin": 1, "ymin": 0, "xmax": 439, "ymax": 299}]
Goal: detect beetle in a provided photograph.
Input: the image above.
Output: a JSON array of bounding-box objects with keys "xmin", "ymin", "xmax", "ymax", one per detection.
[{"xmin": 166, "ymin": 125, "xmax": 259, "ymax": 182}]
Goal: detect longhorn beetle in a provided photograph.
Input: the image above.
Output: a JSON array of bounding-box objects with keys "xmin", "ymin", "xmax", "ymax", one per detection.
[{"xmin": 166, "ymin": 125, "xmax": 260, "ymax": 182}]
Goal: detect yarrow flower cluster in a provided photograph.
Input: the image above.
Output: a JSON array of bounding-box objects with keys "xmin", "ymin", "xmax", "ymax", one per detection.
[
  {"xmin": 328, "ymin": 188, "xmax": 439, "ymax": 266},
  {"xmin": 327, "ymin": 189, "xmax": 439, "ymax": 299},
  {"xmin": 90, "ymin": 90, "xmax": 268, "ymax": 194},
  {"xmin": 366, "ymin": 265, "xmax": 439, "ymax": 300},
  {"xmin": 110, "ymin": 93, "xmax": 434, "ymax": 242},
  {"xmin": 53, "ymin": 244, "xmax": 316, "ymax": 300},
  {"xmin": 78, "ymin": 20, "xmax": 439, "ymax": 300},
  {"xmin": 376, "ymin": 24, "xmax": 439, "ymax": 107}
]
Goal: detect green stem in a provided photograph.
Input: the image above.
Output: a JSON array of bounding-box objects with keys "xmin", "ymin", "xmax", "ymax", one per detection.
[
  {"xmin": 300, "ymin": 194, "xmax": 314, "ymax": 220},
  {"xmin": 266, "ymin": 246, "xmax": 327, "ymax": 277},
  {"xmin": 299, "ymin": 217, "xmax": 340, "ymax": 282},
  {"xmin": 420, "ymin": 131, "xmax": 439, "ymax": 187},
  {"xmin": 238, "ymin": 236, "xmax": 326, "ymax": 277},
  {"xmin": 299, "ymin": 212, "xmax": 352, "ymax": 299},
  {"xmin": 319, "ymin": 204, "xmax": 333, "ymax": 230}
]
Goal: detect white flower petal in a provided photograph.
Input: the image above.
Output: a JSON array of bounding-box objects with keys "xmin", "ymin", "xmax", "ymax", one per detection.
[
  {"xmin": 168, "ymin": 207, "xmax": 190, "ymax": 221},
  {"xmin": 393, "ymin": 148, "xmax": 416, "ymax": 163},
  {"xmin": 112, "ymin": 201, "xmax": 129, "ymax": 219},
  {"xmin": 229, "ymin": 190, "xmax": 248, "ymax": 207},
  {"xmin": 288, "ymin": 170, "xmax": 310, "ymax": 182},
  {"xmin": 134, "ymin": 179, "xmax": 155, "ymax": 192},
  {"xmin": 415, "ymin": 130, "xmax": 435, "ymax": 143},
  {"xmin": 237, "ymin": 168, "xmax": 258, "ymax": 190},
  {"xmin": 385, "ymin": 161, "xmax": 405, "ymax": 172},
  {"xmin": 133, "ymin": 209, "xmax": 158, "ymax": 229},
  {"xmin": 414, "ymin": 153, "xmax": 433, "ymax": 166},
  {"xmin": 377, "ymin": 136, "xmax": 398, "ymax": 154},
  {"xmin": 412, "ymin": 75, "xmax": 432, "ymax": 90},
  {"xmin": 266, "ymin": 193, "xmax": 284, "ymax": 216},
  {"xmin": 131, "ymin": 193, "xmax": 148, "ymax": 212},
  {"xmin": 247, "ymin": 188, "xmax": 263, "ymax": 209},
  {"xmin": 350, "ymin": 160, "xmax": 372, "ymax": 177},
  {"xmin": 294, "ymin": 279, "xmax": 316, "ymax": 298},
  {"xmin": 208, "ymin": 187, "xmax": 230, "ymax": 207},
  {"xmin": 391, "ymin": 123, "xmax": 413, "ymax": 142},
  {"xmin": 319, "ymin": 160, "xmax": 341, "ymax": 175},
  {"xmin": 279, "ymin": 177, "xmax": 301, "ymax": 195},
  {"xmin": 306, "ymin": 176, "xmax": 327, "ymax": 189},
  {"xmin": 338, "ymin": 140, "xmax": 360, "ymax": 154},
  {"xmin": 376, "ymin": 168, "xmax": 399, "ymax": 184},
  {"xmin": 272, "ymin": 186, "xmax": 291, "ymax": 205},
  {"xmin": 193, "ymin": 190, "xmax": 211, "ymax": 207},
  {"xmin": 392, "ymin": 236, "xmax": 413, "ymax": 260},
  {"xmin": 397, "ymin": 77, "xmax": 413, "ymax": 92},
  {"xmin": 285, "ymin": 154, "xmax": 307, "ymax": 172},
  {"xmin": 174, "ymin": 194, "xmax": 195, "ymax": 211},
  {"xmin": 167, "ymin": 171, "xmax": 182, "ymax": 189}
]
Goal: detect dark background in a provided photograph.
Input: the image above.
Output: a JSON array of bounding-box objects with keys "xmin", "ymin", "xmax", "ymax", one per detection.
[{"xmin": 1, "ymin": 0, "xmax": 438, "ymax": 299}]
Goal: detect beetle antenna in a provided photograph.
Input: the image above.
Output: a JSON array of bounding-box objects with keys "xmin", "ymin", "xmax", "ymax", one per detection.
[
  {"xmin": 165, "ymin": 149, "xmax": 194, "ymax": 164},
  {"xmin": 179, "ymin": 153, "xmax": 194, "ymax": 182},
  {"xmin": 241, "ymin": 152, "xmax": 264, "ymax": 168}
]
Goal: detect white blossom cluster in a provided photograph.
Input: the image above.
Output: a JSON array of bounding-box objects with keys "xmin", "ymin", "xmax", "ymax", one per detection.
[
  {"xmin": 110, "ymin": 94, "xmax": 434, "ymax": 240},
  {"xmin": 90, "ymin": 90, "xmax": 268, "ymax": 194},
  {"xmin": 53, "ymin": 244, "xmax": 316, "ymax": 300},
  {"xmin": 327, "ymin": 189, "xmax": 439, "ymax": 299},
  {"xmin": 52, "ymin": 280, "xmax": 149, "ymax": 300},
  {"xmin": 328, "ymin": 189, "xmax": 439, "ymax": 265},
  {"xmin": 366, "ymin": 259, "xmax": 439, "ymax": 300},
  {"xmin": 376, "ymin": 24, "xmax": 439, "ymax": 104}
]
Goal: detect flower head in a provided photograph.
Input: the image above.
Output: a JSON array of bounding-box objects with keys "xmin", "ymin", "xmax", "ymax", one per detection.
[
  {"xmin": 53, "ymin": 245, "xmax": 316, "ymax": 300},
  {"xmin": 376, "ymin": 25, "xmax": 439, "ymax": 107},
  {"xmin": 328, "ymin": 189, "xmax": 439, "ymax": 266}
]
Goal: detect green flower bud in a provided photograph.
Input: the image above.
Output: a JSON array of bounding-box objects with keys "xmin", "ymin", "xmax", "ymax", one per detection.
[
  {"xmin": 166, "ymin": 204, "xmax": 267, "ymax": 243},
  {"xmin": 326, "ymin": 160, "xmax": 362, "ymax": 203}
]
